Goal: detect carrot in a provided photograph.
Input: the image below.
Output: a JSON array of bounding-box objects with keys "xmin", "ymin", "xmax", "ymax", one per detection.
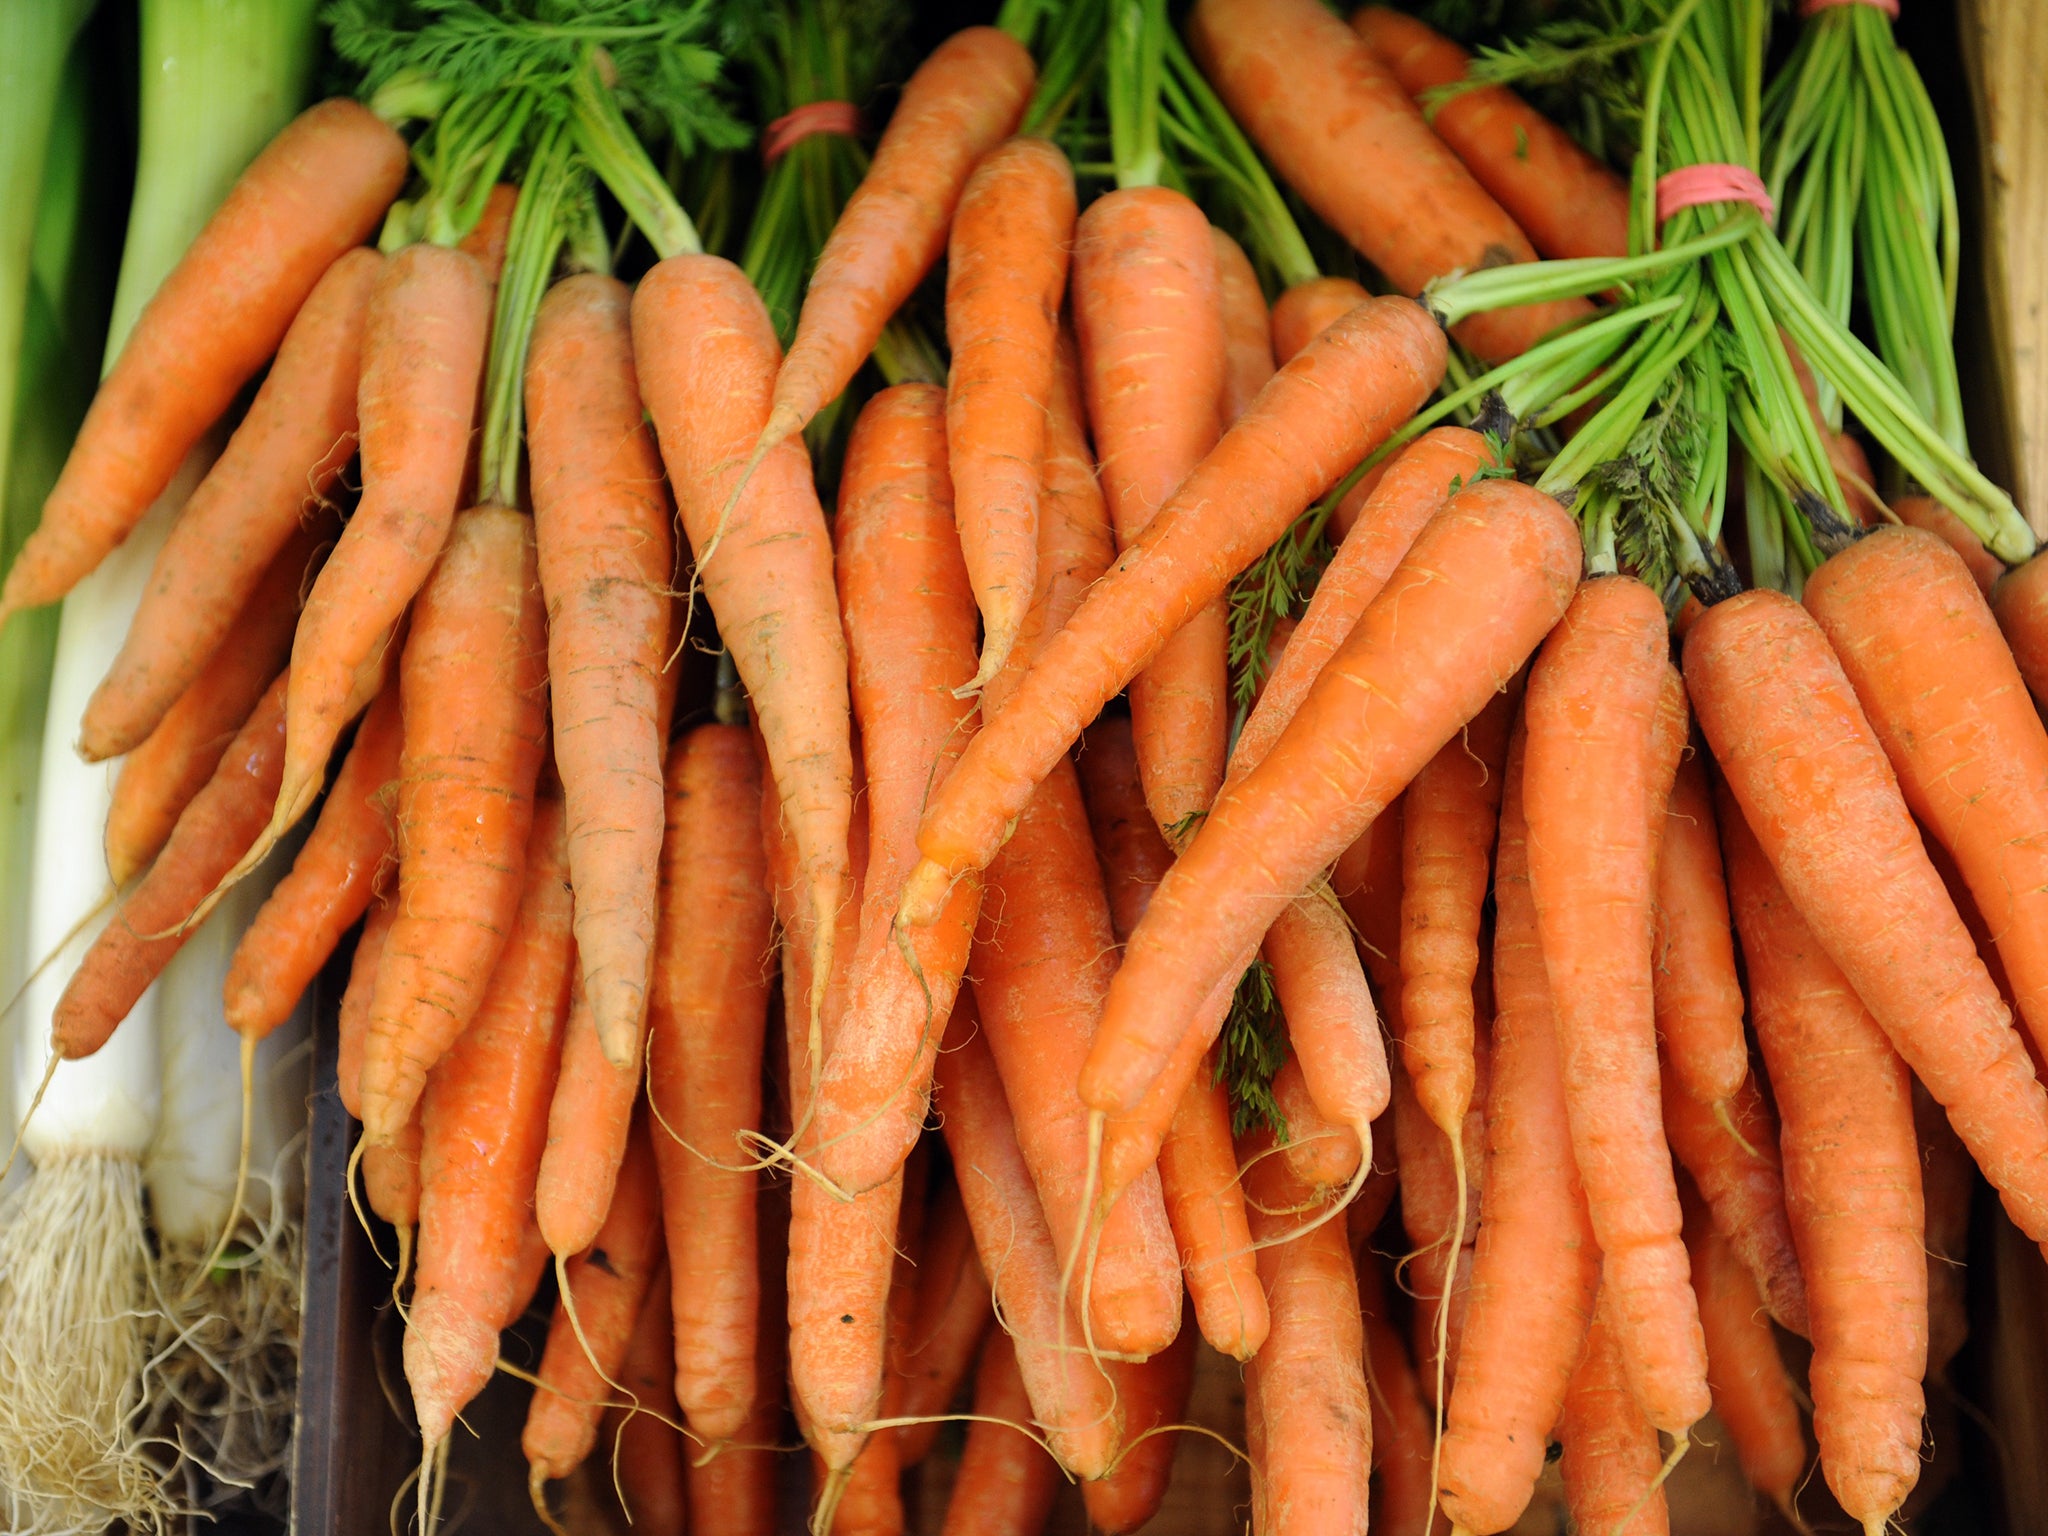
[
  {"xmin": 55, "ymin": 671, "xmax": 289, "ymax": 1058},
  {"xmin": 1240, "ymin": 1128, "xmax": 1373, "ymax": 1529},
  {"xmin": 807, "ymin": 385, "xmax": 982, "ymax": 1197},
  {"xmin": 1079, "ymin": 479, "xmax": 1579, "ymax": 1124},
  {"xmin": 765, "ymin": 27, "xmax": 1034, "ymax": 450},
  {"xmin": 523, "ymin": 1116, "xmax": 665, "ymax": 1500},
  {"xmin": 892, "ymin": 1175, "xmax": 994, "ymax": 1467},
  {"xmin": 358, "ymin": 504, "xmax": 548, "ymax": 1143},
  {"xmin": 458, "ymin": 183, "xmax": 519, "ymax": 284},
  {"xmin": 1399, "ymin": 684, "xmax": 1515, "ymax": 1140},
  {"xmin": 1525, "ymin": 575, "xmax": 1707, "ymax": 1439},
  {"xmin": 336, "ymin": 896, "xmax": 395, "ymax": 1122},
  {"xmin": 1188, "ymin": 0, "xmax": 1591, "ymax": 363},
  {"xmin": 1558, "ymin": 1290, "xmax": 1670, "ymax": 1536},
  {"xmin": 1805, "ymin": 526, "xmax": 2048, "ymax": 1064},
  {"xmin": 1359, "ymin": 1255, "xmax": 1449, "ymax": 1536},
  {"xmin": 1265, "ymin": 887, "xmax": 1388, "ymax": 1169},
  {"xmin": 537, "ymin": 965, "xmax": 644, "ymax": 1265},
  {"xmin": 1660, "ymin": 1065, "xmax": 1807, "ymax": 1337},
  {"xmin": 1685, "ymin": 587, "xmax": 2048, "ymax": 1246},
  {"xmin": 1992, "ymin": 552, "xmax": 2048, "ymax": 709},
  {"xmin": 1889, "ymin": 495, "xmax": 2002, "ymax": 594},
  {"xmin": 1389, "ymin": 1036, "xmax": 1484, "ymax": 1404},
  {"xmin": 1269, "ymin": 276, "xmax": 1371, "ymax": 367},
  {"xmin": 831, "ymin": 1148, "xmax": 930, "ymax": 1536},
  {"xmin": 602, "ymin": 1267, "xmax": 691, "ymax": 1536},
  {"xmin": 898, "ymin": 293, "xmax": 1446, "ymax": 922},
  {"xmin": 1651, "ymin": 751, "xmax": 1749, "ymax": 1109},
  {"xmin": 1333, "ymin": 800, "xmax": 1404, "ymax": 999},
  {"xmin": 363, "ymin": 1110, "xmax": 423, "ymax": 1243},
  {"xmin": 634, "ymin": 254, "xmax": 852, "ymax": 1041},
  {"xmin": 402, "ymin": 797, "xmax": 576, "ymax": 1451},
  {"xmin": 81, "ymin": 248, "xmax": 380, "ymax": 760},
  {"xmin": 104, "ymin": 517, "xmax": 329, "ymax": 886},
  {"xmin": 1083, "ymin": 1318, "xmax": 1198, "ymax": 1534},
  {"xmin": 1073, "ymin": 185, "xmax": 1227, "ymax": 838},
  {"xmin": 223, "ymin": 679, "xmax": 400, "ymax": 1041},
  {"xmin": 646, "ymin": 723, "xmax": 774, "ymax": 1445},
  {"xmin": 1684, "ymin": 1189, "xmax": 1807, "ymax": 1521},
  {"xmin": 1211, "ymin": 228, "xmax": 1276, "ymax": 425},
  {"xmin": 1351, "ymin": 6, "xmax": 1632, "ymax": 262},
  {"xmin": 688, "ymin": 1173, "xmax": 789, "ymax": 1536},
  {"xmin": 1076, "ymin": 712, "xmax": 1267, "ymax": 1359},
  {"xmin": 526, "ymin": 272, "xmax": 677, "ymax": 1067},
  {"xmin": 1272, "ymin": 1053, "xmax": 1364, "ymax": 1193},
  {"xmin": 264, "ymin": 242, "xmax": 494, "ymax": 857},
  {"xmin": 0, "ymin": 100, "xmax": 406, "ymax": 622},
  {"xmin": 933, "ymin": 990, "xmax": 1122, "ymax": 1480},
  {"xmin": 1718, "ymin": 782, "xmax": 1926, "ymax": 1534},
  {"xmin": 946, "ymin": 137, "xmax": 1077, "ymax": 692},
  {"xmin": 938, "ymin": 1331, "xmax": 1061, "ymax": 1536}
]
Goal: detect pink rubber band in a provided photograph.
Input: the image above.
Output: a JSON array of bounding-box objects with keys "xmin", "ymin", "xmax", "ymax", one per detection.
[
  {"xmin": 1801, "ymin": 0, "xmax": 1898, "ymax": 16},
  {"xmin": 763, "ymin": 101, "xmax": 862, "ymax": 165},
  {"xmin": 1655, "ymin": 163, "xmax": 1777, "ymax": 226}
]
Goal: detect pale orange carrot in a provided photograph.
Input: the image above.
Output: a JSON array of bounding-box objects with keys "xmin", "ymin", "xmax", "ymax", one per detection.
[
  {"xmin": 1558, "ymin": 1290, "xmax": 1670, "ymax": 1536},
  {"xmin": 891, "ymin": 1175, "xmax": 994, "ymax": 1468},
  {"xmin": 1083, "ymin": 1319, "xmax": 1198, "ymax": 1534},
  {"xmin": 1359, "ymin": 1255, "xmax": 1450, "ymax": 1536},
  {"xmin": 938, "ymin": 1331, "xmax": 1061, "ymax": 1536},
  {"xmin": 1211, "ymin": 227, "xmax": 1276, "ymax": 426}
]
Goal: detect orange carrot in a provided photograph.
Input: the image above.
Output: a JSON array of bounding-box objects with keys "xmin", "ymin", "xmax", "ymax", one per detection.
[
  {"xmin": 1558, "ymin": 1290, "xmax": 1670, "ymax": 1536},
  {"xmin": 1719, "ymin": 783, "xmax": 1926, "ymax": 1533},
  {"xmin": 336, "ymin": 895, "xmax": 394, "ymax": 1122},
  {"xmin": 766, "ymin": 27, "xmax": 1034, "ymax": 448},
  {"xmin": 523, "ymin": 1116, "xmax": 665, "ymax": 1496},
  {"xmin": 1073, "ymin": 185, "xmax": 1227, "ymax": 838},
  {"xmin": 1083, "ymin": 1319, "xmax": 1198, "ymax": 1534},
  {"xmin": 1389, "ymin": 1035, "xmax": 1485, "ymax": 1404},
  {"xmin": 1240, "ymin": 1128, "xmax": 1373, "ymax": 1528},
  {"xmin": 1651, "ymin": 751, "xmax": 1749, "ymax": 1108},
  {"xmin": 358, "ymin": 504, "xmax": 549, "ymax": 1142},
  {"xmin": 1685, "ymin": 587, "xmax": 2048, "ymax": 1246},
  {"xmin": 104, "ymin": 518, "xmax": 329, "ymax": 885},
  {"xmin": 1660, "ymin": 1065, "xmax": 1807, "ymax": 1337},
  {"xmin": 526, "ymin": 272, "xmax": 677, "ymax": 1066},
  {"xmin": 602, "ymin": 1267, "xmax": 692, "ymax": 1536},
  {"xmin": 362, "ymin": 1108, "xmax": 423, "ymax": 1242},
  {"xmin": 899, "ymin": 294, "xmax": 1446, "ymax": 921},
  {"xmin": 892, "ymin": 1175, "xmax": 994, "ymax": 1467},
  {"xmin": 1211, "ymin": 227, "xmax": 1276, "ymax": 425},
  {"xmin": 1351, "ymin": 6, "xmax": 1632, "ymax": 262},
  {"xmin": 646, "ymin": 723, "xmax": 774, "ymax": 1445},
  {"xmin": 223, "ymin": 679, "xmax": 400, "ymax": 1041},
  {"xmin": 1273, "ymin": 1055, "xmax": 1363, "ymax": 1191},
  {"xmin": 267, "ymin": 242, "xmax": 494, "ymax": 852},
  {"xmin": 1805, "ymin": 526, "xmax": 2048, "ymax": 1065},
  {"xmin": 0, "ymin": 100, "xmax": 406, "ymax": 621},
  {"xmin": 457, "ymin": 184, "xmax": 519, "ymax": 284},
  {"xmin": 687, "ymin": 1174, "xmax": 788, "ymax": 1536},
  {"xmin": 946, "ymin": 137, "xmax": 1077, "ymax": 691},
  {"xmin": 1079, "ymin": 479, "xmax": 1579, "ymax": 1124},
  {"xmin": 1359, "ymin": 1255, "xmax": 1450, "ymax": 1536},
  {"xmin": 634, "ymin": 253, "xmax": 852, "ymax": 1038},
  {"xmin": 1890, "ymin": 495, "xmax": 2002, "ymax": 594},
  {"xmin": 1333, "ymin": 799, "xmax": 1404, "ymax": 999},
  {"xmin": 1684, "ymin": 1189, "xmax": 1807, "ymax": 1520},
  {"xmin": 537, "ymin": 967, "xmax": 642, "ymax": 1261},
  {"xmin": 933, "ymin": 991, "xmax": 1122, "ymax": 1480},
  {"xmin": 806, "ymin": 385, "xmax": 982, "ymax": 1196},
  {"xmin": 1189, "ymin": 0, "xmax": 1591, "ymax": 363},
  {"xmin": 83, "ymin": 248, "xmax": 379, "ymax": 759},
  {"xmin": 1269, "ymin": 276, "xmax": 1370, "ymax": 366},
  {"xmin": 402, "ymin": 798, "xmax": 576, "ymax": 1451},
  {"xmin": 938, "ymin": 1331, "xmax": 1061, "ymax": 1536},
  {"xmin": 1992, "ymin": 552, "xmax": 2048, "ymax": 709},
  {"xmin": 56, "ymin": 672, "xmax": 289, "ymax": 1058}
]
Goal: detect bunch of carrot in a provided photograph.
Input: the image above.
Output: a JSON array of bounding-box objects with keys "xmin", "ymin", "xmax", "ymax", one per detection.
[{"xmin": 3, "ymin": 0, "xmax": 2042, "ymax": 1531}]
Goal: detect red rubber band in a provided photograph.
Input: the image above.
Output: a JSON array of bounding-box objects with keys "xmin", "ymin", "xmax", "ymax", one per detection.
[
  {"xmin": 763, "ymin": 101, "xmax": 862, "ymax": 165},
  {"xmin": 1801, "ymin": 0, "xmax": 1898, "ymax": 16},
  {"xmin": 1655, "ymin": 163, "xmax": 1777, "ymax": 227}
]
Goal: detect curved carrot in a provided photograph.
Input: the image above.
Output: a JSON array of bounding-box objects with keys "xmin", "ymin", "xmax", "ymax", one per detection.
[
  {"xmin": 1080, "ymin": 479, "xmax": 1579, "ymax": 1121},
  {"xmin": 0, "ymin": 99, "xmax": 405, "ymax": 622},
  {"xmin": 223, "ymin": 679, "xmax": 400, "ymax": 1041},
  {"xmin": 266, "ymin": 242, "xmax": 494, "ymax": 860},
  {"xmin": 634, "ymin": 253, "xmax": 852, "ymax": 1039},
  {"xmin": 1351, "ymin": 6, "xmax": 1631, "ymax": 262},
  {"xmin": 938, "ymin": 1331, "xmax": 1060, "ymax": 1536},
  {"xmin": 83, "ymin": 247, "xmax": 380, "ymax": 759},
  {"xmin": 1525, "ymin": 575, "xmax": 1706, "ymax": 1438},
  {"xmin": 892, "ymin": 1176, "xmax": 994, "ymax": 1468},
  {"xmin": 1267, "ymin": 892, "xmax": 1386, "ymax": 1151},
  {"xmin": 1210, "ymin": 227, "xmax": 1276, "ymax": 425},
  {"xmin": 1685, "ymin": 587, "xmax": 2048, "ymax": 1246},
  {"xmin": 1439, "ymin": 723, "xmax": 1600, "ymax": 1536},
  {"xmin": 403, "ymin": 798, "xmax": 576, "ymax": 1450},
  {"xmin": 647, "ymin": 723, "xmax": 773, "ymax": 1445},
  {"xmin": 1992, "ymin": 552, "xmax": 2048, "ymax": 709},
  {"xmin": 1272, "ymin": 1055, "xmax": 1363, "ymax": 1191},
  {"xmin": 1073, "ymin": 185, "xmax": 1227, "ymax": 838},
  {"xmin": 946, "ymin": 136, "xmax": 1077, "ymax": 692},
  {"xmin": 1558, "ymin": 1290, "xmax": 1670, "ymax": 1536},
  {"xmin": 1189, "ymin": 0, "xmax": 1591, "ymax": 363},
  {"xmin": 1805, "ymin": 526, "xmax": 2048, "ymax": 1064},
  {"xmin": 899, "ymin": 294, "xmax": 1446, "ymax": 920},
  {"xmin": 1719, "ymin": 784, "xmax": 1926, "ymax": 1533},
  {"xmin": 1082, "ymin": 1319, "xmax": 1197, "ymax": 1534},
  {"xmin": 766, "ymin": 27, "xmax": 1034, "ymax": 448},
  {"xmin": 103, "ymin": 516, "xmax": 328, "ymax": 885},
  {"xmin": 527, "ymin": 272, "xmax": 676, "ymax": 1067},
  {"xmin": 358, "ymin": 504, "xmax": 549, "ymax": 1143},
  {"xmin": 1651, "ymin": 751, "xmax": 1749, "ymax": 1108},
  {"xmin": 56, "ymin": 672, "xmax": 288, "ymax": 1059}
]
